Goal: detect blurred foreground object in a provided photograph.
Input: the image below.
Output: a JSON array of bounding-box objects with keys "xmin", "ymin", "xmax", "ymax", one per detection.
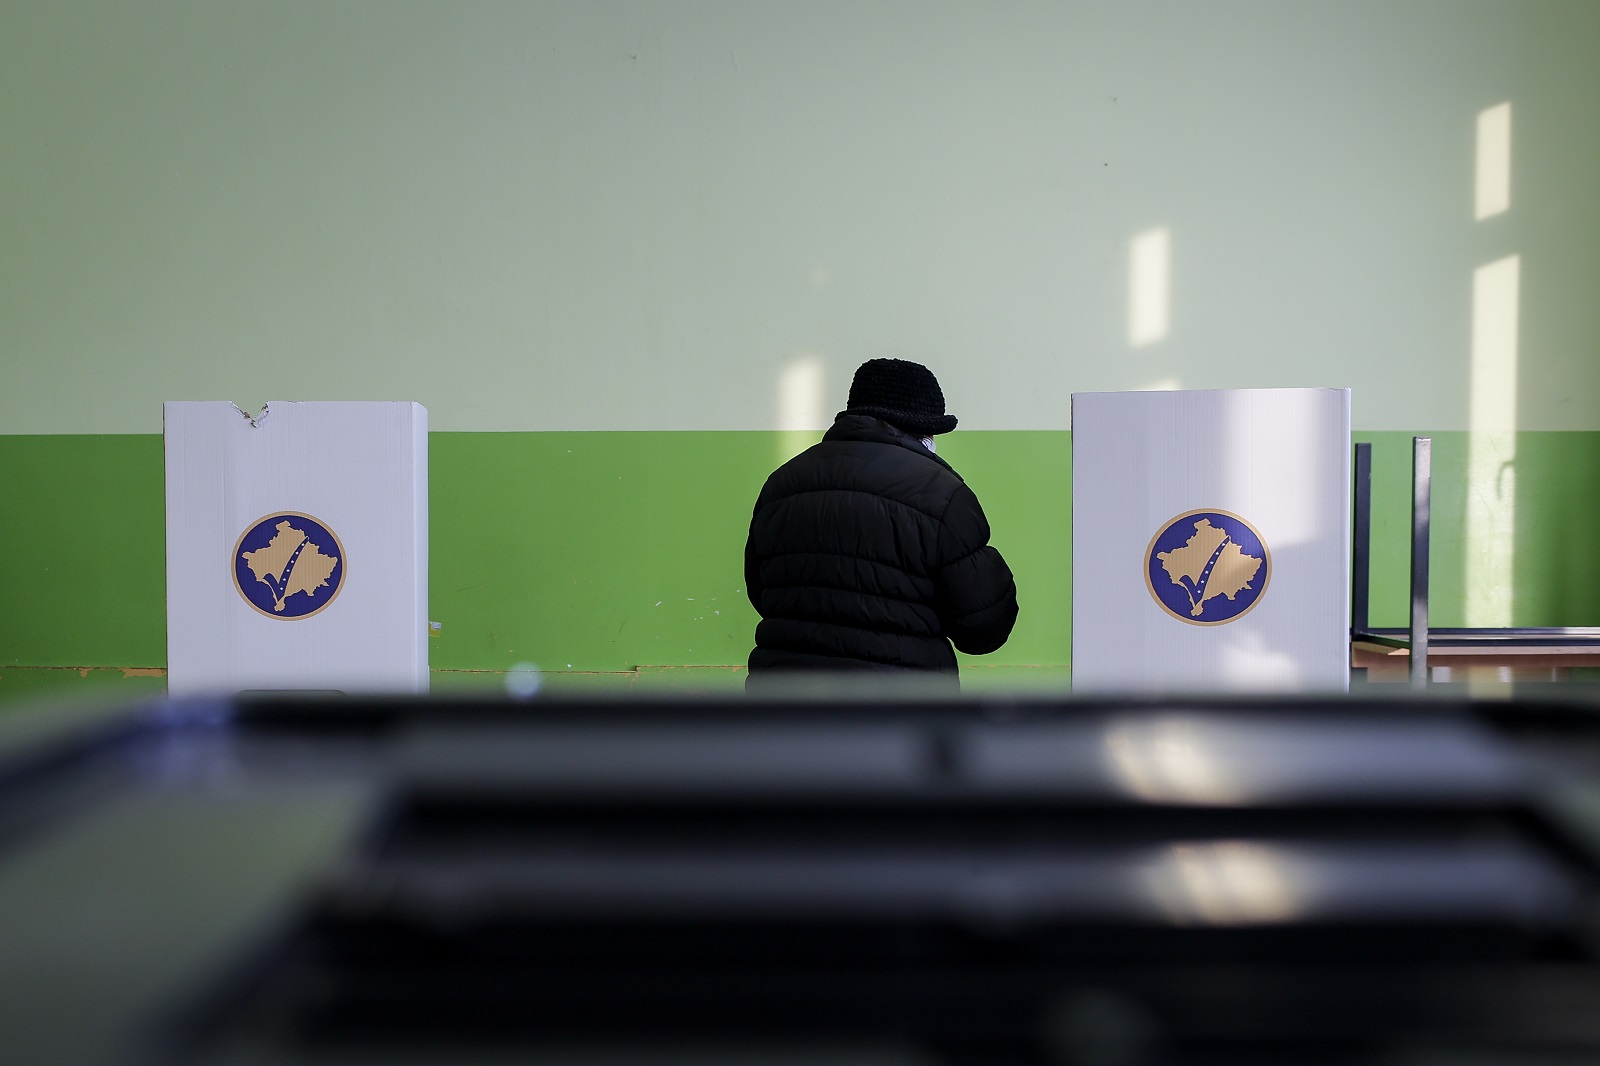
[{"xmin": 5, "ymin": 684, "xmax": 1600, "ymax": 1064}]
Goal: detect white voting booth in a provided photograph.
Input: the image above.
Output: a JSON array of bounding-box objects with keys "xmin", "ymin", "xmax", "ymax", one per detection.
[
  {"xmin": 1072, "ymin": 388, "xmax": 1351, "ymax": 692},
  {"xmin": 165, "ymin": 401, "xmax": 429, "ymax": 696}
]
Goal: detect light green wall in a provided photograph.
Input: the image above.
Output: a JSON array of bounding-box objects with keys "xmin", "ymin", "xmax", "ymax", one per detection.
[{"xmin": 3, "ymin": 1, "xmax": 1598, "ymax": 434}]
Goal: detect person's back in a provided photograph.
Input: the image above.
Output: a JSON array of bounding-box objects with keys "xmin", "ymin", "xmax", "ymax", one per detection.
[{"xmin": 744, "ymin": 359, "xmax": 1018, "ymax": 683}]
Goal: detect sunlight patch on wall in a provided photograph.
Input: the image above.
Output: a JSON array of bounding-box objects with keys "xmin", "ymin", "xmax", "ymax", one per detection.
[
  {"xmin": 1475, "ymin": 103, "xmax": 1512, "ymax": 221},
  {"xmin": 1470, "ymin": 256, "xmax": 1520, "ymax": 432},
  {"xmin": 1465, "ymin": 254, "xmax": 1520, "ymax": 625},
  {"xmin": 1128, "ymin": 228, "xmax": 1172, "ymax": 347},
  {"xmin": 776, "ymin": 355, "xmax": 826, "ymax": 462}
]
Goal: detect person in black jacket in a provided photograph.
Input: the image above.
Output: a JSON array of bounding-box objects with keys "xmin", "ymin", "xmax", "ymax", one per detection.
[{"xmin": 745, "ymin": 358, "xmax": 1019, "ymax": 683}]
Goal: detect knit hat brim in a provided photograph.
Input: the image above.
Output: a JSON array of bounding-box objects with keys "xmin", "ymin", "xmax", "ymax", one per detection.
[{"xmin": 843, "ymin": 405, "xmax": 958, "ymax": 437}]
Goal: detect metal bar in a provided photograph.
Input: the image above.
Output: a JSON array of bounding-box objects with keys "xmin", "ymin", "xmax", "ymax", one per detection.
[
  {"xmin": 1352, "ymin": 442, "xmax": 1373, "ymax": 636},
  {"xmin": 1355, "ymin": 626, "xmax": 1600, "ymax": 649},
  {"xmin": 1410, "ymin": 437, "xmax": 1432, "ymax": 689}
]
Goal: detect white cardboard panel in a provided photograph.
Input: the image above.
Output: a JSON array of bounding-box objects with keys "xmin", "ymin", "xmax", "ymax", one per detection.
[
  {"xmin": 164, "ymin": 401, "xmax": 428, "ymax": 695},
  {"xmin": 1071, "ymin": 388, "xmax": 1351, "ymax": 692}
]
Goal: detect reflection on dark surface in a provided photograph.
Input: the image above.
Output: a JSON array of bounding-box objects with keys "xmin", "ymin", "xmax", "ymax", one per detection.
[{"xmin": 5, "ymin": 683, "xmax": 1600, "ymax": 1064}]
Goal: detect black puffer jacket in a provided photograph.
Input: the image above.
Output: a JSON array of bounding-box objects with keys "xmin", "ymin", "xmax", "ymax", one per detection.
[{"xmin": 745, "ymin": 414, "xmax": 1018, "ymax": 676}]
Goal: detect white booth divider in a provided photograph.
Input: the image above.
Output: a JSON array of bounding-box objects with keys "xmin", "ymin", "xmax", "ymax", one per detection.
[
  {"xmin": 1071, "ymin": 388, "xmax": 1351, "ymax": 692},
  {"xmin": 165, "ymin": 401, "xmax": 428, "ymax": 696}
]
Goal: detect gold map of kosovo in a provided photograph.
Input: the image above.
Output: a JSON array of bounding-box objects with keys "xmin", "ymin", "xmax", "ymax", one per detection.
[
  {"xmin": 242, "ymin": 520, "xmax": 339, "ymax": 612},
  {"xmin": 1157, "ymin": 518, "xmax": 1262, "ymax": 618}
]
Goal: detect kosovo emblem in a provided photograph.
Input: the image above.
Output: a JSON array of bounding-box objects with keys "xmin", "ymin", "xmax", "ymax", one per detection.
[
  {"xmin": 1145, "ymin": 510, "xmax": 1269, "ymax": 626},
  {"xmin": 233, "ymin": 513, "xmax": 344, "ymax": 620}
]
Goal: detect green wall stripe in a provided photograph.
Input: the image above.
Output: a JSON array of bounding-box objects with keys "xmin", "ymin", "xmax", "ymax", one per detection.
[
  {"xmin": 3, "ymin": 430, "xmax": 1598, "ymax": 707},
  {"xmin": 1, "ymin": 435, "xmax": 167, "ymax": 666},
  {"xmin": 428, "ymin": 430, "xmax": 1071, "ymax": 671},
  {"xmin": 1358, "ymin": 431, "xmax": 1600, "ymax": 627}
]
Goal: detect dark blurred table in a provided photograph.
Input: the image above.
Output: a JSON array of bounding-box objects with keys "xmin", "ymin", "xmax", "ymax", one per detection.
[{"xmin": 6, "ymin": 687, "xmax": 1600, "ymax": 1065}]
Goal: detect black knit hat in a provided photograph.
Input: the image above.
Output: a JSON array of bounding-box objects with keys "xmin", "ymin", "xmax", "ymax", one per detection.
[{"xmin": 842, "ymin": 358, "xmax": 958, "ymax": 436}]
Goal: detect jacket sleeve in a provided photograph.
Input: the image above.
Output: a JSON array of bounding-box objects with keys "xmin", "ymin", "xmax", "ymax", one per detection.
[
  {"xmin": 744, "ymin": 502, "xmax": 766, "ymax": 613},
  {"xmin": 933, "ymin": 483, "xmax": 1019, "ymax": 656}
]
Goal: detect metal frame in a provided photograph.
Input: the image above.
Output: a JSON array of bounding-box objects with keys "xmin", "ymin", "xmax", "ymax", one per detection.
[
  {"xmin": 1410, "ymin": 436, "xmax": 1431, "ymax": 688},
  {"xmin": 1350, "ymin": 439, "xmax": 1600, "ymax": 675}
]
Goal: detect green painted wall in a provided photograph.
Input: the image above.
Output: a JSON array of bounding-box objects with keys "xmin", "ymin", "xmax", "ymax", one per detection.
[
  {"xmin": 5, "ymin": 430, "xmax": 1598, "ymax": 705},
  {"xmin": 2, "ymin": 436, "xmax": 167, "ymax": 668},
  {"xmin": 1360, "ymin": 432, "xmax": 1600, "ymax": 628},
  {"xmin": 428, "ymin": 430, "xmax": 1071, "ymax": 673}
]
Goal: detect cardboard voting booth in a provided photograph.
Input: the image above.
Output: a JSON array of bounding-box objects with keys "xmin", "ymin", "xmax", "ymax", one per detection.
[
  {"xmin": 165, "ymin": 401, "xmax": 428, "ymax": 696},
  {"xmin": 1072, "ymin": 388, "xmax": 1351, "ymax": 692}
]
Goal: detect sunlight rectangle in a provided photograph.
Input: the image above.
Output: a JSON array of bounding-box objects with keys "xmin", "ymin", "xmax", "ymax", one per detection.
[
  {"xmin": 776, "ymin": 355, "xmax": 826, "ymax": 462},
  {"xmin": 778, "ymin": 356, "xmax": 825, "ymax": 432},
  {"xmin": 1464, "ymin": 254, "xmax": 1520, "ymax": 626},
  {"xmin": 1475, "ymin": 103, "xmax": 1511, "ymax": 220},
  {"xmin": 1128, "ymin": 228, "xmax": 1171, "ymax": 347},
  {"xmin": 1469, "ymin": 255, "xmax": 1520, "ymax": 432}
]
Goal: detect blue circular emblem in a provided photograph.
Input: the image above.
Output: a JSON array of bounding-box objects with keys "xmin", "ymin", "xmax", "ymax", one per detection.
[
  {"xmin": 232, "ymin": 512, "xmax": 345, "ymax": 620},
  {"xmin": 1145, "ymin": 510, "xmax": 1270, "ymax": 626}
]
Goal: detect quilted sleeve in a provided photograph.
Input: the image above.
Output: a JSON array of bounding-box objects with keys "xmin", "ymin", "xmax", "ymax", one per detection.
[{"xmin": 933, "ymin": 483, "xmax": 1019, "ymax": 655}]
